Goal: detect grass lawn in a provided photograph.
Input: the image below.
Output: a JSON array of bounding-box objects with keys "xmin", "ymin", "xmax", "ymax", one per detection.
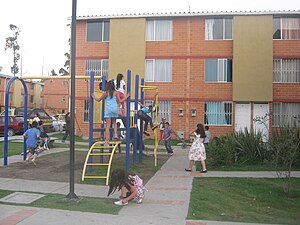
[
  {"xmin": 0, "ymin": 190, "xmax": 120, "ymax": 215},
  {"xmin": 188, "ymin": 177, "xmax": 300, "ymax": 225},
  {"xmin": 0, "ymin": 141, "xmax": 24, "ymax": 158}
]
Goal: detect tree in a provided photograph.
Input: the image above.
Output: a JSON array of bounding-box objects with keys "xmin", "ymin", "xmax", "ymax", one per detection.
[
  {"xmin": 5, "ymin": 24, "xmax": 21, "ymax": 76},
  {"xmin": 0, "ymin": 66, "xmax": 2, "ymax": 72},
  {"xmin": 50, "ymin": 69, "xmax": 57, "ymax": 76},
  {"xmin": 59, "ymin": 38, "xmax": 70, "ymax": 75}
]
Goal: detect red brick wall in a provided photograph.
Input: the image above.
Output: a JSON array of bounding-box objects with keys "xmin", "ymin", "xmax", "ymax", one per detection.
[{"xmin": 73, "ymin": 17, "xmax": 300, "ymax": 139}]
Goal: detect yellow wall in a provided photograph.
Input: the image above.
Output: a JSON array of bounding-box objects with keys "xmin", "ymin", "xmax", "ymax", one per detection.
[
  {"xmin": 12, "ymin": 81, "xmax": 22, "ymax": 106},
  {"xmin": 34, "ymin": 84, "xmax": 43, "ymax": 107},
  {"xmin": 108, "ymin": 18, "xmax": 146, "ymax": 91},
  {"xmin": 233, "ymin": 16, "xmax": 273, "ymax": 101}
]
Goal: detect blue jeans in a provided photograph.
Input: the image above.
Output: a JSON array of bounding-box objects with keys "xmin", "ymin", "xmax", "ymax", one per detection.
[{"xmin": 164, "ymin": 139, "xmax": 173, "ymax": 153}]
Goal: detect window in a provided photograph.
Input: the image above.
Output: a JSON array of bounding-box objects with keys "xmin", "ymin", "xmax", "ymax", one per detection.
[
  {"xmin": 205, "ymin": 102, "xmax": 232, "ymax": 125},
  {"xmin": 205, "ymin": 18, "xmax": 233, "ymax": 40},
  {"xmin": 85, "ymin": 59, "xmax": 109, "ymax": 80},
  {"xmin": 146, "ymin": 59, "xmax": 172, "ymax": 82},
  {"xmin": 86, "ymin": 21, "xmax": 110, "ymax": 42},
  {"xmin": 30, "ymin": 83, "xmax": 34, "ymax": 90},
  {"xmin": 144, "ymin": 100, "xmax": 172, "ymax": 123},
  {"xmin": 273, "ymin": 17, "xmax": 300, "ymax": 40},
  {"xmin": 84, "ymin": 100, "xmax": 89, "ymax": 122},
  {"xmin": 205, "ymin": 59, "xmax": 232, "ymax": 82},
  {"xmin": 30, "ymin": 95, "xmax": 34, "ymax": 103},
  {"xmin": 273, "ymin": 59, "xmax": 300, "ymax": 83},
  {"xmin": 146, "ymin": 19, "xmax": 172, "ymax": 41},
  {"xmin": 273, "ymin": 102, "xmax": 300, "ymax": 127}
]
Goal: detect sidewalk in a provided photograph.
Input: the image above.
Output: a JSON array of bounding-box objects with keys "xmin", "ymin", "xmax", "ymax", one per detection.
[{"xmin": 0, "ymin": 145, "xmax": 299, "ymax": 225}]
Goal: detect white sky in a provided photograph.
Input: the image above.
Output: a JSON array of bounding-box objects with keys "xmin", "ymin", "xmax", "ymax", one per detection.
[{"xmin": 0, "ymin": 0, "xmax": 299, "ymax": 76}]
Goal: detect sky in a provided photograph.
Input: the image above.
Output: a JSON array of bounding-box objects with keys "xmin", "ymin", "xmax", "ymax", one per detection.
[{"xmin": 0, "ymin": 0, "xmax": 299, "ymax": 76}]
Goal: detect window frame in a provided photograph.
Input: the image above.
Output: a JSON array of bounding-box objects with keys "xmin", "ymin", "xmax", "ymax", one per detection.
[
  {"xmin": 205, "ymin": 17, "xmax": 233, "ymax": 40},
  {"xmin": 146, "ymin": 19, "xmax": 173, "ymax": 41},
  {"xmin": 86, "ymin": 20, "xmax": 110, "ymax": 42},
  {"xmin": 85, "ymin": 59, "xmax": 109, "ymax": 81},
  {"xmin": 205, "ymin": 58, "xmax": 232, "ymax": 82},
  {"xmin": 145, "ymin": 59, "xmax": 172, "ymax": 82},
  {"xmin": 83, "ymin": 100, "xmax": 89, "ymax": 122},
  {"xmin": 273, "ymin": 58, "xmax": 300, "ymax": 83},
  {"xmin": 272, "ymin": 102, "xmax": 300, "ymax": 127},
  {"xmin": 204, "ymin": 101, "xmax": 233, "ymax": 126},
  {"xmin": 273, "ymin": 17, "xmax": 300, "ymax": 40}
]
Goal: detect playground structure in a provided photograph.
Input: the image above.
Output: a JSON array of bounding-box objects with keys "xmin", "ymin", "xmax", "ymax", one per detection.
[{"xmin": 3, "ymin": 70, "xmax": 159, "ymax": 185}]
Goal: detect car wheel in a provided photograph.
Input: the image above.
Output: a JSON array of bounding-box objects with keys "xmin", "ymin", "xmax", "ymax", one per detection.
[{"xmin": 8, "ymin": 129, "xmax": 14, "ymax": 137}]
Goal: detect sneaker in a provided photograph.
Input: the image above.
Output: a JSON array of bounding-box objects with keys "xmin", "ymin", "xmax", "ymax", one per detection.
[
  {"xmin": 113, "ymin": 136, "xmax": 119, "ymax": 140},
  {"xmin": 185, "ymin": 168, "xmax": 192, "ymax": 172},
  {"xmin": 62, "ymin": 140, "xmax": 65, "ymax": 143},
  {"xmin": 143, "ymin": 131, "xmax": 150, "ymax": 136},
  {"xmin": 200, "ymin": 170, "xmax": 208, "ymax": 173},
  {"xmin": 168, "ymin": 152, "xmax": 174, "ymax": 156},
  {"xmin": 114, "ymin": 200, "xmax": 128, "ymax": 206},
  {"xmin": 137, "ymin": 198, "xmax": 143, "ymax": 204}
]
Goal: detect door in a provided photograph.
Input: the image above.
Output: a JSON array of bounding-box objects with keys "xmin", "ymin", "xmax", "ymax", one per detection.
[
  {"xmin": 235, "ymin": 103, "xmax": 251, "ymax": 133},
  {"xmin": 253, "ymin": 103, "xmax": 269, "ymax": 141}
]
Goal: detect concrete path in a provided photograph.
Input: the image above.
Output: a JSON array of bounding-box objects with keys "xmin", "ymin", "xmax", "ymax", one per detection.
[{"xmin": 0, "ymin": 145, "xmax": 299, "ymax": 225}]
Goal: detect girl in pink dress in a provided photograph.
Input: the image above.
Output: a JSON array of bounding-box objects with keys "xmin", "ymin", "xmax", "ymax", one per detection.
[{"xmin": 108, "ymin": 169, "xmax": 147, "ymax": 206}]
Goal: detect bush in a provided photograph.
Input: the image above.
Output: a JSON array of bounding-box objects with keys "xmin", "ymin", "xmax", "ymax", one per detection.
[
  {"xmin": 208, "ymin": 134, "xmax": 236, "ymax": 166},
  {"xmin": 234, "ymin": 128, "xmax": 269, "ymax": 164}
]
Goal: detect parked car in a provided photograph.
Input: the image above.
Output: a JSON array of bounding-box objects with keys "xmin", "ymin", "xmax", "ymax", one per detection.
[
  {"xmin": 51, "ymin": 116, "xmax": 64, "ymax": 132},
  {"xmin": 53, "ymin": 114, "xmax": 66, "ymax": 131},
  {"xmin": 0, "ymin": 116, "xmax": 24, "ymax": 136},
  {"xmin": 1, "ymin": 108, "xmax": 53, "ymax": 132}
]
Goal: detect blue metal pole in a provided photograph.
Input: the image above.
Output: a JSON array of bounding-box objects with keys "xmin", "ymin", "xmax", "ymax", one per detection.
[
  {"xmin": 139, "ymin": 78, "xmax": 145, "ymax": 163},
  {"xmin": 4, "ymin": 77, "xmax": 17, "ymax": 166},
  {"xmin": 133, "ymin": 75, "xmax": 139, "ymax": 164},
  {"xmin": 20, "ymin": 79, "xmax": 28, "ymax": 161},
  {"xmin": 3, "ymin": 77, "xmax": 28, "ymax": 166},
  {"xmin": 89, "ymin": 71, "xmax": 94, "ymax": 148},
  {"xmin": 125, "ymin": 70, "xmax": 131, "ymax": 171}
]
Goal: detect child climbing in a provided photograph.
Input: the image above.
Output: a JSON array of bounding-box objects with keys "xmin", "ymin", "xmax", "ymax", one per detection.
[
  {"xmin": 91, "ymin": 80, "xmax": 129, "ymax": 145},
  {"xmin": 108, "ymin": 169, "xmax": 147, "ymax": 205},
  {"xmin": 114, "ymin": 73, "xmax": 126, "ymax": 116},
  {"xmin": 137, "ymin": 93, "xmax": 158, "ymax": 136},
  {"xmin": 185, "ymin": 123, "xmax": 207, "ymax": 173}
]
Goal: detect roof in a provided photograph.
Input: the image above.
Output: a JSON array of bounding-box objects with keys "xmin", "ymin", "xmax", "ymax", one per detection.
[{"xmin": 77, "ymin": 10, "xmax": 300, "ymax": 20}]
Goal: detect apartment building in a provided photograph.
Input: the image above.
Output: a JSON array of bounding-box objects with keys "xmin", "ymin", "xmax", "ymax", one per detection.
[
  {"xmin": 43, "ymin": 76, "xmax": 69, "ymax": 115},
  {"xmin": 74, "ymin": 11, "xmax": 300, "ymax": 138},
  {"xmin": 0, "ymin": 74, "xmax": 45, "ymax": 112}
]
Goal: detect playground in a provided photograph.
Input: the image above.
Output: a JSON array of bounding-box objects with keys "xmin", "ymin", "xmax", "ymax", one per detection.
[{"xmin": 0, "ymin": 146, "xmax": 169, "ymax": 184}]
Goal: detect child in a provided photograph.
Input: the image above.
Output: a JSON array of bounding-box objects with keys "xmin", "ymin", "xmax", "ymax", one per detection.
[
  {"xmin": 91, "ymin": 80, "xmax": 129, "ymax": 145},
  {"xmin": 114, "ymin": 73, "xmax": 126, "ymax": 116},
  {"xmin": 23, "ymin": 121, "xmax": 40, "ymax": 166},
  {"xmin": 185, "ymin": 123, "xmax": 207, "ymax": 173},
  {"xmin": 137, "ymin": 93, "xmax": 158, "ymax": 136},
  {"xmin": 159, "ymin": 117, "xmax": 166, "ymax": 142},
  {"xmin": 108, "ymin": 169, "xmax": 146, "ymax": 205},
  {"xmin": 163, "ymin": 122, "xmax": 174, "ymax": 155},
  {"xmin": 62, "ymin": 112, "xmax": 70, "ymax": 142},
  {"xmin": 204, "ymin": 125, "xmax": 211, "ymax": 150},
  {"xmin": 39, "ymin": 121, "xmax": 49, "ymax": 152}
]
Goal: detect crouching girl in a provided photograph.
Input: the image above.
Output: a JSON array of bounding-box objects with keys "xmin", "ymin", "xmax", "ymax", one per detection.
[{"xmin": 107, "ymin": 169, "xmax": 146, "ymax": 205}]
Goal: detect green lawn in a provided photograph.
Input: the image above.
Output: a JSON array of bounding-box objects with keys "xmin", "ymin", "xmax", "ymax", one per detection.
[
  {"xmin": 0, "ymin": 190, "xmax": 120, "ymax": 215},
  {"xmin": 0, "ymin": 142, "xmax": 24, "ymax": 158},
  {"xmin": 188, "ymin": 177, "xmax": 300, "ymax": 225}
]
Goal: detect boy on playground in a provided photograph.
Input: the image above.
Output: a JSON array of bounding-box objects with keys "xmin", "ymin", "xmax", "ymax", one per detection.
[
  {"xmin": 163, "ymin": 122, "xmax": 174, "ymax": 155},
  {"xmin": 23, "ymin": 121, "xmax": 40, "ymax": 166},
  {"xmin": 137, "ymin": 93, "xmax": 158, "ymax": 136}
]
